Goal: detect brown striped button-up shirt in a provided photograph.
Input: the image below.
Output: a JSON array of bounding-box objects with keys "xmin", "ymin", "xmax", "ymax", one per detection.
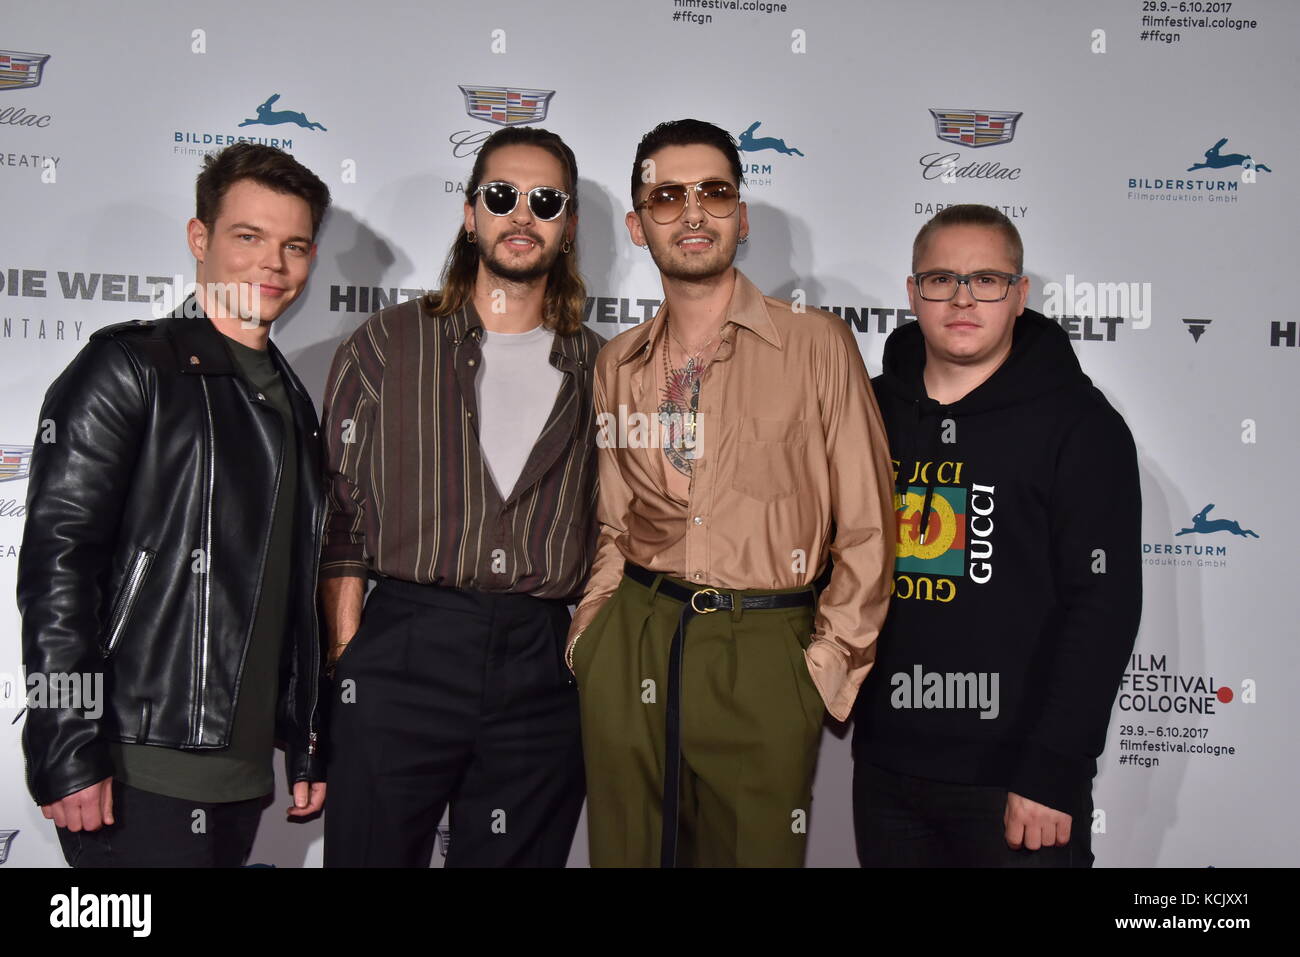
[{"xmin": 320, "ymin": 297, "xmax": 604, "ymax": 600}]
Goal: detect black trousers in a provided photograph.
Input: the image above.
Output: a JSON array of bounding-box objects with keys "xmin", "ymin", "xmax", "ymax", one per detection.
[
  {"xmin": 56, "ymin": 781, "xmax": 267, "ymax": 868},
  {"xmin": 853, "ymin": 762, "xmax": 1094, "ymax": 867},
  {"xmin": 323, "ymin": 578, "xmax": 585, "ymax": 867}
]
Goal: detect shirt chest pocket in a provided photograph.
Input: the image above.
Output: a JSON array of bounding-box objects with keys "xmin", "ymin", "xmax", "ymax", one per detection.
[{"xmin": 731, "ymin": 417, "xmax": 806, "ymax": 502}]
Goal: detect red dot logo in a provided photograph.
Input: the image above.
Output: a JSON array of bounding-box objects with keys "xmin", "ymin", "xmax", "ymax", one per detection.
[{"xmin": 1217, "ymin": 686, "xmax": 1233, "ymax": 704}]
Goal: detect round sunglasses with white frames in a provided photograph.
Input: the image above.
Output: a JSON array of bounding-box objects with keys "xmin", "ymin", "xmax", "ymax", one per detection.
[{"xmin": 474, "ymin": 181, "xmax": 571, "ymax": 222}]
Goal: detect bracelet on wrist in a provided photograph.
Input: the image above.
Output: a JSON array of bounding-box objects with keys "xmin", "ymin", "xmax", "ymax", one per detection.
[{"xmin": 565, "ymin": 630, "xmax": 585, "ymax": 672}]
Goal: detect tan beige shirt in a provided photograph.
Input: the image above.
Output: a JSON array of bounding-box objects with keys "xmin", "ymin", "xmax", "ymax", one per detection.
[{"xmin": 569, "ymin": 269, "xmax": 896, "ymax": 720}]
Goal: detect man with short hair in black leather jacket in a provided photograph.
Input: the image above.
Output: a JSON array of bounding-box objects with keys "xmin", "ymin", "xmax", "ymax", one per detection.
[{"xmin": 17, "ymin": 143, "xmax": 332, "ymax": 867}]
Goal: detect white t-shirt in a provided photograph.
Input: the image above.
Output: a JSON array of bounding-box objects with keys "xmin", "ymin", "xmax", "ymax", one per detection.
[{"xmin": 474, "ymin": 323, "xmax": 564, "ymax": 500}]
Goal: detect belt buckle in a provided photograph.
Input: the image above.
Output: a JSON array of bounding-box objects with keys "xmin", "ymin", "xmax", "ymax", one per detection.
[{"xmin": 690, "ymin": 587, "xmax": 720, "ymax": 614}]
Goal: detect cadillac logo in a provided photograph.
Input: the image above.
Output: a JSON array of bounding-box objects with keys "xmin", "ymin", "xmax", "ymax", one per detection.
[
  {"xmin": 0, "ymin": 50, "xmax": 51, "ymax": 91},
  {"xmin": 929, "ymin": 108, "xmax": 1022, "ymax": 148},
  {"xmin": 459, "ymin": 85, "xmax": 555, "ymax": 127},
  {"xmin": 0, "ymin": 445, "xmax": 32, "ymax": 482},
  {"xmin": 0, "ymin": 829, "xmax": 17, "ymax": 865}
]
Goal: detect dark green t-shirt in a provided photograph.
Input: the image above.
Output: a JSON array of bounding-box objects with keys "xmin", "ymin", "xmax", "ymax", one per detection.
[{"xmin": 110, "ymin": 332, "xmax": 299, "ymax": 802}]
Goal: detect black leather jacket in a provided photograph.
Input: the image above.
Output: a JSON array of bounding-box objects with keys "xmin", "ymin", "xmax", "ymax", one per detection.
[{"xmin": 17, "ymin": 304, "xmax": 327, "ymax": 806}]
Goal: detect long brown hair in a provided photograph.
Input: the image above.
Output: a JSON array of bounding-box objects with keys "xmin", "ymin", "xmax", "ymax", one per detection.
[{"xmin": 424, "ymin": 127, "xmax": 586, "ymax": 335}]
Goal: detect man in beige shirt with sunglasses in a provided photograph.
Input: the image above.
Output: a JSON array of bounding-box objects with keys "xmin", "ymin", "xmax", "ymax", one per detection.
[{"xmin": 566, "ymin": 118, "xmax": 895, "ymax": 867}]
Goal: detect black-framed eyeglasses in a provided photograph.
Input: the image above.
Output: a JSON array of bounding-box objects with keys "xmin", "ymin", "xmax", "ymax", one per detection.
[
  {"xmin": 474, "ymin": 181, "xmax": 571, "ymax": 221},
  {"xmin": 913, "ymin": 270, "xmax": 1023, "ymax": 302},
  {"xmin": 635, "ymin": 179, "xmax": 740, "ymax": 224}
]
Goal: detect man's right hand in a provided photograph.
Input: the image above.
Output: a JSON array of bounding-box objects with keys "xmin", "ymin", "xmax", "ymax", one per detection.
[{"xmin": 42, "ymin": 777, "xmax": 114, "ymax": 832}]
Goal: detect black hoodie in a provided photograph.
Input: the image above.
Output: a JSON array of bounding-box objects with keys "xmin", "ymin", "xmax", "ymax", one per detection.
[{"xmin": 852, "ymin": 308, "xmax": 1142, "ymax": 814}]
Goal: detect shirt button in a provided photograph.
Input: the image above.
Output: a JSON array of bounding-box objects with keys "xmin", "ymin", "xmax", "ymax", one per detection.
[
  {"xmin": 693, "ymin": 516, "xmax": 703, "ymax": 525},
  {"xmin": 693, "ymin": 571, "xmax": 703, "ymax": 581},
  {"xmin": 467, "ymin": 411, "xmax": 474, "ymax": 418},
  {"xmin": 467, "ymin": 358, "xmax": 476, "ymax": 367}
]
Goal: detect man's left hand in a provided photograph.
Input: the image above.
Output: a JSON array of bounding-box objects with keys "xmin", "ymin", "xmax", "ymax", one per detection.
[
  {"xmin": 1003, "ymin": 791, "xmax": 1070, "ymax": 850},
  {"xmin": 287, "ymin": 780, "xmax": 326, "ymax": 818}
]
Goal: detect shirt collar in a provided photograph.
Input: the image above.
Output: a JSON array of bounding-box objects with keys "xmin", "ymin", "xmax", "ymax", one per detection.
[
  {"xmin": 444, "ymin": 300, "xmax": 485, "ymax": 343},
  {"xmin": 725, "ymin": 269, "xmax": 782, "ymax": 349},
  {"xmin": 168, "ymin": 296, "xmax": 237, "ymax": 376},
  {"xmin": 444, "ymin": 299, "xmax": 584, "ymax": 369},
  {"xmin": 616, "ymin": 268, "xmax": 782, "ymax": 367}
]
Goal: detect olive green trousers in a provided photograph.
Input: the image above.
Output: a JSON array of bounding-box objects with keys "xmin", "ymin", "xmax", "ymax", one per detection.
[{"xmin": 573, "ymin": 570, "xmax": 825, "ymax": 867}]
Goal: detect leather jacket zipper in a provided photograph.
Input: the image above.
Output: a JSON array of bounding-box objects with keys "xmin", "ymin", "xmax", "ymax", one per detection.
[
  {"xmin": 105, "ymin": 547, "xmax": 154, "ymax": 655},
  {"xmin": 193, "ymin": 378, "xmax": 217, "ymax": 744},
  {"xmin": 283, "ymin": 368, "xmax": 327, "ymax": 764},
  {"xmin": 245, "ymin": 388, "xmax": 286, "ymax": 747},
  {"xmin": 305, "ymin": 504, "xmax": 325, "ymax": 756}
]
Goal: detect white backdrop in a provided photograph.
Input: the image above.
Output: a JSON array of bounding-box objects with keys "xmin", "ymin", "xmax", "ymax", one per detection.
[{"xmin": 1, "ymin": 0, "xmax": 1296, "ymax": 867}]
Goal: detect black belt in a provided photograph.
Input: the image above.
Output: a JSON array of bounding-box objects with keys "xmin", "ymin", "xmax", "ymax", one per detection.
[{"xmin": 622, "ymin": 561, "xmax": 821, "ymax": 868}]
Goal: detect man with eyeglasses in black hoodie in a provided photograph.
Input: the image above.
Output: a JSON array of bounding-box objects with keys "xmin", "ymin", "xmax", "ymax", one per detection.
[{"xmin": 851, "ymin": 204, "xmax": 1142, "ymax": 867}]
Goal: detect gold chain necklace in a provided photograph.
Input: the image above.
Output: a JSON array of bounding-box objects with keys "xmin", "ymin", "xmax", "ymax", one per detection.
[{"xmin": 667, "ymin": 317, "xmax": 721, "ymax": 364}]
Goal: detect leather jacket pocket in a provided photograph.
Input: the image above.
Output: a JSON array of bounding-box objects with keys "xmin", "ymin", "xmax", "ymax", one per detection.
[
  {"xmin": 731, "ymin": 417, "xmax": 806, "ymax": 502},
  {"xmin": 103, "ymin": 547, "xmax": 154, "ymax": 657}
]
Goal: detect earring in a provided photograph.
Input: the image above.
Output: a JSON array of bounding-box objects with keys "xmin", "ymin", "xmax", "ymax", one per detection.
[
  {"xmin": 466, "ymin": 231, "xmax": 477, "ymax": 245},
  {"xmin": 738, "ymin": 236, "xmax": 748, "ymax": 245},
  {"xmin": 562, "ymin": 239, "xmax": 572, "ymax": 254}
]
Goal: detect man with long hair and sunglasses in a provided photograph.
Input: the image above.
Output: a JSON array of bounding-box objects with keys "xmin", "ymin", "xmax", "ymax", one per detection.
[
  {"xmin": 850, "ymin": 204, "xmax": 1141, "ymax": 866},
  {"xmin": 565, "ymin": 119, "xmax": 895, "ymax": 867},
  {"xmin": 319, "ymin": 127, "xmax": 603, "ymax": 867}
]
